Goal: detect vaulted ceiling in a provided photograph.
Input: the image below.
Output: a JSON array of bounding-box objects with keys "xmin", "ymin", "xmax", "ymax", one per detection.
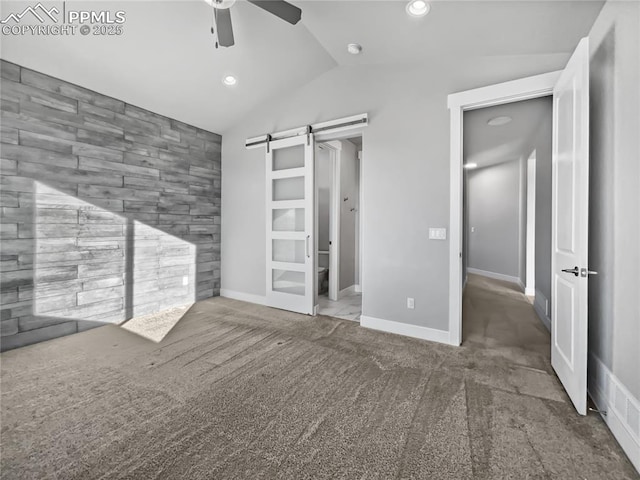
[{"xmin": 0, "ymin": 1, "xmax": 604, "ymax": 134}]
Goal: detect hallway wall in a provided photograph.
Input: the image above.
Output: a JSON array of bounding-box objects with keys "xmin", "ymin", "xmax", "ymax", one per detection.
[{"xmin": 467, "ymin": 160, "xmax": 522, "ymax": 280}]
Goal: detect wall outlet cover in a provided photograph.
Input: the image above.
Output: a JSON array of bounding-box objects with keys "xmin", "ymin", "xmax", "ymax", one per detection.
[
  {"xmin": 429, "ymin": 228, "xmax": 447, "ymax": 240},
  {"xmin": 407, "ymin": 297, "xmax": 415, "ymax": 309}
]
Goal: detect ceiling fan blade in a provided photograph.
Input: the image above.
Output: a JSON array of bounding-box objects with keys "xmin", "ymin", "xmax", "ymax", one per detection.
[
  {"xmin": 247, "ymin": 0, "xmax": 302, "ymax": 25},
  {"xmin": 215, "ymin": 8, "xmax": 235, "ymax": 47}
]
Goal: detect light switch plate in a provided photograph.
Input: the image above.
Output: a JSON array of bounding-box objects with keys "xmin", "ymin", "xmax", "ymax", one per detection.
[{"xmin": 429, "ymin": 228, "xmax": 447, "ymax": 240}]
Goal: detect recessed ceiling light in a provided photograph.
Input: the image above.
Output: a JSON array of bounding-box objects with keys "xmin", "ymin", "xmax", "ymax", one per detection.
[
  {"xmin": 487, "ymin": 116, "xmax": 512, "ymax": 126},
  {"xmin": 406, "ymin": 0, "xmax": 430, "ymax": 17},
  {"xmin": 464, "ymin": 163, "xmax": 478, "ymax": 169},
  {"xmin": 222, "ymin": 75, "xmax": 237, "ymax": 86},
  {"xmin": 347, "ymin": 43, "xmax": 362, "ymax": 55}
]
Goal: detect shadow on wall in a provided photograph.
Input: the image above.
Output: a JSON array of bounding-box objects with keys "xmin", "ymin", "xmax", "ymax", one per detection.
[{"xmin": 2, "ymin": 180, "xmax": 198, "ymax": 348}]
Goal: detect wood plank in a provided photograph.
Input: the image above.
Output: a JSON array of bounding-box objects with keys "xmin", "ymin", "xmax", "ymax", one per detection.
[
  {"xmin": 21, "ymin": 68, "xmax": 124, "ymax": 113},
  {"xmin": 2, "ymin": 143, "xmax": 77, "ymax": 169},
  {"xmin": 18, "ymin": 162, "xmax": 123, "ymax": 188},
  {"xmin": 1, "ymin": 78, "xmax": 78, "ymax": 113},
  {"xmin": 0, "ymin": 61, "xmax": 20, "ymax": 82}
]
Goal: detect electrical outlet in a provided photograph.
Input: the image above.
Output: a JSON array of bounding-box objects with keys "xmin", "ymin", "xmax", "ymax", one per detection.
[
  {"xmin": 407, "ymin": 297, "xmax": 415, "ymax": 309},
  {"xmin": 429, "ymin": 228, "xmax": 447, "ymax": 240},
  {"xmin": 471, "ymin": 226, "xmax": 475, "ymax": 233},
  {"xmin": 182, "ymin": 276, "xmax": 189, "ymax": 286}
]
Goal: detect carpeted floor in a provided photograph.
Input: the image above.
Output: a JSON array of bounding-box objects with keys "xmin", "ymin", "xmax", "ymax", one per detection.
[{"xmin": 1, "ymin": 275, "xmax": 637, "ymax": 479}]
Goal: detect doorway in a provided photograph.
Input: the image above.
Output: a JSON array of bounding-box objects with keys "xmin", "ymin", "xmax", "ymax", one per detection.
[
  {"xmin": 462, "ymin": 97, "xmax": 551, "ymax": 311},
  {"xmin": 449, "ymin": 38, "xmax": 592, "ymax": 415},
  {"xmin": 460, "ymin": 97, "xmax": 552, "ymax": 356},
  {"xmin": 315, "ymin": 136, "xmax": 362, "ymax": 322}
]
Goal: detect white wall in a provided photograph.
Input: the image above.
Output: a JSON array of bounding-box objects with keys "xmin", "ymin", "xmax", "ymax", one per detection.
[
  {"xmin": 467, "ymin": 160, "xmax": 522, "ymax": 279},
  {"xmin": 339, "ymin": 140, "xmax": 358, "ymax": 290},
  {"xmin": 221, "ymin": 55, "xmax": 581, "ymax": 333}
]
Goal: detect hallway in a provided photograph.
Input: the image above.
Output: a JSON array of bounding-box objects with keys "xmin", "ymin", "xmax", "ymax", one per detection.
[{"xmin": 463, "ymin": 274, "xmax": 551, "ymax": 358}]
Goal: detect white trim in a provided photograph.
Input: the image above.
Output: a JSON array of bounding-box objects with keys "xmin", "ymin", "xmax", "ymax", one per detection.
[
  {"xmin": 361, "ymin": 315, "xmax": 455, "ymax": 346},
  {"xmin": 338, "ymin": 284, "xmax": 357, "ymax": 299},
  {"xmin": 220, "ymin": 289, "xmax": 266, "ymax": 306},
  {"xmin": 525, "ymin": 287, "xmax": 536, "ymax": 297},
  {"xmin": 331, "ymin": 144, "xmax": 341, "ymax": 301},
  {"xmin": 467, "ymin": 267, "xmax": 523, "ymax": 290},
  {"xmin": 588, "ymin": 353, "xmax": 640, "ymax": 473},
  {"xmin": 526, "ymin": 151, "xmax": 537, "ymax": 295},
  {"xmin": 533, "ymin": 289, "xmax": 551, "ymax": 331},
  {"xmin": 354, "ymin": 284, "xmax": 362, "ymax": 293},
  {"xmin": 447, "ymin": 72, "xmax": 561, "ymax": 111},
  {"xmin": 448, "ymin": 71, "xmax": 561, "ymax": 347}
]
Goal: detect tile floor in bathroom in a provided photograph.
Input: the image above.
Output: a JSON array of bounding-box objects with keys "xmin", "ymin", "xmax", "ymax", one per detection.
[{"xmin": 317, "ymin": 292, "xmax": 362, "ymax": 322}]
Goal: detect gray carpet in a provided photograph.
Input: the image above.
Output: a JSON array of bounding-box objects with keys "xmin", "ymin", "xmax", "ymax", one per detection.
[{"xmin": 1, "ymin": 275, "xmax": 637, "ymax": 479}]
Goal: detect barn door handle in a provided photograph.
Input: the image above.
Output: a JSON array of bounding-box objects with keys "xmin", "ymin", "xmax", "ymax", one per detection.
[
  {"xmin": 562, "ymin": 266, "xmax": 580, "ymax": 277},
  {"xmin": 306, "ymin": 235, "xmax": 310, "ymax": 258}
]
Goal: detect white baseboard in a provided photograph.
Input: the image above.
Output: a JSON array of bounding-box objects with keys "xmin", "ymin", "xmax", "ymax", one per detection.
[
  {"xmin": 533, "ymin": 289, "xmax": 551, "ymax": 332},
  {"xmin": 338, "ymin": 285, "xmax": 357, "ymax": 299},
  {"xmin": 588, "ymin": 353, "xmax": 640, "ymax": 473},
  {"xmin": 220, "ymin": 289, "xmax": 266, "ymax": 306},
  {"xmin": 354, "ymin": 284, "xmax": 362, "ymax": 293},
  {"xmin": 360, "ymin": 315, "xmax": 455, "ymax": 346},
  {"xmin": 467, "ymin": 267, "xmax": 522, "ymax": 291},
  {"xmin": 517, "ymin": 278, "xmax": 526, "ymax": 293},
  {"xmin": 525, "ymin": 286, "xmax": 536, "ymax": 296}
]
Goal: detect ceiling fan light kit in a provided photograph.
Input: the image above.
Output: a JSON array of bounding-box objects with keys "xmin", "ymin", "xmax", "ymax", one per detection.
[{"xmin": 206, "ymin": 0, "xmax": 302, "ymax": 48}]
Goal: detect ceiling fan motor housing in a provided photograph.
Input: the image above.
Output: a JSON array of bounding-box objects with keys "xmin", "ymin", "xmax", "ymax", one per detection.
[{"xmin": 205, "ymin": 0, "xmax": 237, "ymax": 9}]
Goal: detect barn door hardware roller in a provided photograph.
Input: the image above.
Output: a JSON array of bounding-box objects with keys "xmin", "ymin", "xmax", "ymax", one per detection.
[{"xmin": 305, "ymin": 125, "xmax": 312, "ymax": 146}]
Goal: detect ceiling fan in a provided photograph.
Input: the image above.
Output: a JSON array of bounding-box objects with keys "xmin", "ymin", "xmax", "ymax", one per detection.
[{"xmin": 204, "ymin": 0, "xmax": 302, "ymax": 48}]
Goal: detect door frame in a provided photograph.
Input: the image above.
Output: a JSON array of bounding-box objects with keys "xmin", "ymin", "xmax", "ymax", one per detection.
[
  {"xmin": 525, "ymin": 150, "xmax": 537, "ymax": 297},
  {"xmin": 447, "ymin": 71, "xmax": 561, "ymax": 346},
  {"xmin": 317, "ymin": 141, "xmax": 342, "ymax": 302}
]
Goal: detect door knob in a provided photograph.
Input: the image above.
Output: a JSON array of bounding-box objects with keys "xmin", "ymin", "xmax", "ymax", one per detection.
[
  {"xmin": 562, "ymin": 266, "xmax": 580, "ymax": 276},
  {"xmin": 581, "ymin": 268, "xmax": 598, "ymax": 277}
]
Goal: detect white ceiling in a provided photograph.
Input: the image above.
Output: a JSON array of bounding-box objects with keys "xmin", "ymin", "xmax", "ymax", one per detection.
[
  {"xmin": 463, "ymin": 96, "xmax": 552, "ymax": 169},
  {"xmin": 0, "ymin": 1, "xmax": 603, "ymax": 134}
]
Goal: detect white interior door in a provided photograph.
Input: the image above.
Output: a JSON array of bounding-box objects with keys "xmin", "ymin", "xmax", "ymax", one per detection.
[
  {"xmin": 266, "ymin": 134, "xmax": 316, "ymax": 315},
  {"xmin": 551, "ymin": 37, "xmax": 590, "ymax": 415}
]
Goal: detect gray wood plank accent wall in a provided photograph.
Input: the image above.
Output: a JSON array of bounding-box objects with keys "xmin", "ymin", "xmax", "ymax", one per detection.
[{"xmin": 0, "ymin": 60, "xmax": 221, "ymax": 351}]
